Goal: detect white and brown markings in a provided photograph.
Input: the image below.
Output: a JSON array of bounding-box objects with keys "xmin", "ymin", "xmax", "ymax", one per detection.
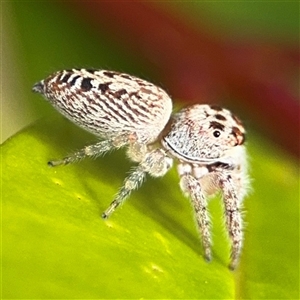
[{"xmin": 33, "ymin": 68, "xmax": 250, "ymax": 270}]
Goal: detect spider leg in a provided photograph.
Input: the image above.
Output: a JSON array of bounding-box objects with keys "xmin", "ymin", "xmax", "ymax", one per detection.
[
  {"xmin": 218, "ymin": 172, "xmax": 243, "ymax": 270},
  {"xmin": 102, "ymin": 165, "xmax": 146, "ymax": 218},
  {"xmin": 48, "ymin": 140, "xmax": 114, "ymax": 166},
  {"xmin": 102, "ymin": 148, "xmax": 172, "ymax": 219},
  {"xmin": 180, "ymin": 172, "xmax": 211, "ymax": 261}
]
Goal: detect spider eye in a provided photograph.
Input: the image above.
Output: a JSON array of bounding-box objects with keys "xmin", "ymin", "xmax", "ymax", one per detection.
[{"xmin": 213, "ymin": 130, "xmax": 221, "ymax": 138}]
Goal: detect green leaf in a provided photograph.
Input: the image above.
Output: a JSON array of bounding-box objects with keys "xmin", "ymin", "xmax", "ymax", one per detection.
[{"xmin": 2, "ymin": 115, "xmax": 299, "ymax": 299}]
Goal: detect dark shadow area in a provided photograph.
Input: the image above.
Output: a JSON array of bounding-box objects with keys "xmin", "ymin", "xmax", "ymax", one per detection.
[{"xmin": 28, "ymin": 115, "xmax": 203, "ymax": 256}]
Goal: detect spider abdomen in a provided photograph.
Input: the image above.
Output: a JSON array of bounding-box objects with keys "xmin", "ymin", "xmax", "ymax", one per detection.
[{"xmin": 33, "ymin": 69, "xmax": 172, "ymax": 144}]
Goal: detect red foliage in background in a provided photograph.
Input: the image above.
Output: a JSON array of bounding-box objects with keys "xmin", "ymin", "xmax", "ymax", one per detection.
[{"xmin": 69, "ymin": 2, "xmax": 299, "ymax": 158}]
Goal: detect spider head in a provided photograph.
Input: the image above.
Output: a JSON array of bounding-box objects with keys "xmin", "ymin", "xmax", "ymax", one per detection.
[{"xmin": 161, "ymin": 104, "xmax": 246, "ymax": 163}]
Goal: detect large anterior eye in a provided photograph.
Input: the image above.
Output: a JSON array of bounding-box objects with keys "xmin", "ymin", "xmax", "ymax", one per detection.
[{"xmin": 213, "ymin": 130, "xmax": 221, "ymax": 138}]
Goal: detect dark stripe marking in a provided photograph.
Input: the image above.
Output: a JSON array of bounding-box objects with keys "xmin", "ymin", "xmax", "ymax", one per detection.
[
  {"xmin": 98, "ymin": 82, "xmax": 111, "ymax": 93},
  {"xmin": 86, "ymin": 69, "xmax": 96, "ymax": 74},
  {"xmin": 207, "ymin": 162, "xmax": 234, "ymax": 172},
  {"xmin": 209, "ymin": 121, "xmax": 225, "ymax": 131},
  {"xmin": 81, "ymin": 78, "xmax": 93, "ymax": 91},
  {"xmin": 119, "ymin": 74, "xmax": 132, "ymax": 80},
  {"xmin": 232, "ymin": 127, "xmax": 245, "ymax": 145},
  {"xmin": 103, "ymin": 71, "xmax": 117, "ymax": 78},
  {"xmin": 55, "ymin": 72, "xmax": 64, "ymax": 83},
  {"xmin": 61, "ymin": 73, "xmax": 72, "ymax": 83},
  {"xmin": 114, "ymin": 89, "xmax": 127, "ymax": 99},
  {"xmin": 70, "ymin": 75, "xmax": 81, "ymax": 86},
  {"xmin": 215, "ymin": 114, "xmax": 227, "ymax": 121}
]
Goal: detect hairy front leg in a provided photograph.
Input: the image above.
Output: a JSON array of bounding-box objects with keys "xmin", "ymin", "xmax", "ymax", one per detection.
[
  {"xmin": 218, "ymin": 173, "xmax": 243, "ymax": 270},
  {"xmin": 101, "ymin": 165, "xmax": 146, "ymax": 219},
  {"xmin": 102, "ymin": 148, "xmax": 172, "ymax": 219},
  {"xmin": 180, "ymin": 173, "xmax": 212, "ymax": 261}
]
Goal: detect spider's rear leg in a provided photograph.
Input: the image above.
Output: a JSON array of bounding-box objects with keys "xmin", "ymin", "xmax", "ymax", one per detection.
[
  {"xmin": 48, "ymin": 139, "xmax": 117, "ymax": 166},
  {"xmin": 179, "ymin": 170, "xmax": 212, "ymax": 262}
]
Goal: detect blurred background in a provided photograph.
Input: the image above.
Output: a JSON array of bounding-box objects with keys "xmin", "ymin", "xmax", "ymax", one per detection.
[
  {"xmin": 2, "ymin": 1, "xmax": 299, "ymax": 159},
  {"xmin": 2, "ymin": 2, "xmax": 299, "ymax": 299}
]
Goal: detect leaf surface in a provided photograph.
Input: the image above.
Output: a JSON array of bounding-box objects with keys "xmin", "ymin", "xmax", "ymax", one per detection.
[{"xmin": 2, "ymin": 116, "xmax": 298, "ymax": 299}]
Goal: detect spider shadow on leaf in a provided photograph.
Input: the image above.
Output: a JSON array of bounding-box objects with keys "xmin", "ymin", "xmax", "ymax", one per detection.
[{"xmin": 30, "ymin": 114, "xmax": 204, "ymax": 257}]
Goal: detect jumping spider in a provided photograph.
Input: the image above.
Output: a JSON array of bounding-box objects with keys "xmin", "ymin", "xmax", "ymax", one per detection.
[{"xmin": 33, "ymin": 69, "xmax": 249, "ymax": 269}]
